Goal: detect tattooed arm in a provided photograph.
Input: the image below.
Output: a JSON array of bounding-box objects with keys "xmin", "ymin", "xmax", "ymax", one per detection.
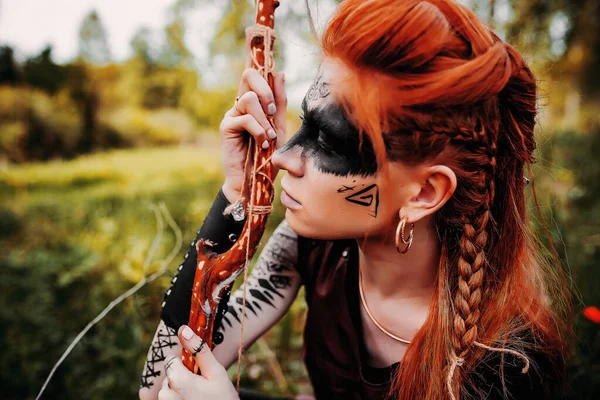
[
  {"xmin": 140, "ymin": 321, "xmax": 181, "ymax": 398},
  {"xmin": 139, "ymin": 219, "xmax": 300, "ymax": 400},
  {"xmin": 212, "ymin": 219, "xmax": 300, "ymax": 368}
]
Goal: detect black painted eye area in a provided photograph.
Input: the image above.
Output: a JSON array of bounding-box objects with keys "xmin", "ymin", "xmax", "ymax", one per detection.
[
  {"xmin": 289, "ymin": 100, "xmax": 378, "ymax": 176},
  {"xmin": 317, "ymin": 131, "xmax": 338, "ymax": 154}
]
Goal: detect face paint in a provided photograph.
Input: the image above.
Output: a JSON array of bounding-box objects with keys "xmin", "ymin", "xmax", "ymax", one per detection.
[
  {"xmin": 338, "ymin": 182, "xmax": 380, "ymax": 218},
  {"xmin": 306, "ymin": 72, "xmax": 331, "ymax": 101},
  {"xmin": 279, "ymin": 96, "xmax": 379, "ymax": 177}
]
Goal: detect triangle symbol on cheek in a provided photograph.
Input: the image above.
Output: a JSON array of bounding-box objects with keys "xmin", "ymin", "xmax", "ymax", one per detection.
[{"xmin": 344, "ymin": 184, "xmax": 379, "ymax": 218}]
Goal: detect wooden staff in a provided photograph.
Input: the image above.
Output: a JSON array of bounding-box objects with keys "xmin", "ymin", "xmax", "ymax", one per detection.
[{"xmin": 183, "ymin": 0, "xmax": 281, "ymax": 374}]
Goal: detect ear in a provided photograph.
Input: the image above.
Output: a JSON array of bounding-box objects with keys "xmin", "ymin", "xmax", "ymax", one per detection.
[{"xmin": 402, "ymin": 165, "xmax": 457, "ymax": 223}]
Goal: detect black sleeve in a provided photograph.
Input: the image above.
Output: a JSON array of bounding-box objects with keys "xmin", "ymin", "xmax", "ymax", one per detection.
[{"xmin": 160, "ymin": 188, "xmax": 245, "ymax": 331}]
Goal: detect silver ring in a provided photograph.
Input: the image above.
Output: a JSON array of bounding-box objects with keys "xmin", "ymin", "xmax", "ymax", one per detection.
[{"xmin": 234, "ymin": 96, "xmax": 241, "ymax": 113}]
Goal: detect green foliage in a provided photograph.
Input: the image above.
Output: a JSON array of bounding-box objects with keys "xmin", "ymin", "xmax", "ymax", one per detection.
[
  {"xmin": 23, "ymin": 47, "xmax": 68, "ymax": 94},
  {"xmin": 0, "ymin": 146, "xmax": 306, "ymax": 399},
  {"xmin": 532, "ymin": 126, "xmax": 600, "ymax": 399},
  {"xmin": 211, "ymin": 0, "xmax": 255, "ymax": 60},
  {"xmin": 0, "ymin": 86, "xmax": 82, "ymax": 162},
  {"xmin": 0, "ymin": 46, "xmax": 20, "ymax": 85}
]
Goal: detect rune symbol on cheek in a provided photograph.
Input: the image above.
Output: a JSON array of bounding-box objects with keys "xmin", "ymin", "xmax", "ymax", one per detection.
[
  {"xmin": 337, "ymin": 185, "xmax": 356, "ymax": 193},
  {"xmin": 343, "ymin": 184, "xmax": 380, "ymax": 218}
]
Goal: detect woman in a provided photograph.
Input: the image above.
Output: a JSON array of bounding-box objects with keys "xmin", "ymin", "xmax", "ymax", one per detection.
[{"xmin": 139, "ymin": 0, "xmax": 571, "ymax": 399}]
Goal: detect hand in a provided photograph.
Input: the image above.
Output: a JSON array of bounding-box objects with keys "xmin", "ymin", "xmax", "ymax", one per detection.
[
  {"xmin": 220, "ymin": 69, "xmax": 287, "ymax": 203},
  {"xmin": 158, "ymin": 325, "xmax": 239, "ymax": 400}
]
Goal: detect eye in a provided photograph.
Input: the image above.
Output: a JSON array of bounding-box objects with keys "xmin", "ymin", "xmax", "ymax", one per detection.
[{"xmin": 317, "ymin": 131, "xmax": 337, "ymax": 154}]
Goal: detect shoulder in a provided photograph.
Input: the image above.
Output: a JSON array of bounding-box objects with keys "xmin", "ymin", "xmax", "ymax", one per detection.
[{"xmin": 469, "ymin": 347, "xmax": 565, "ymax": 399}]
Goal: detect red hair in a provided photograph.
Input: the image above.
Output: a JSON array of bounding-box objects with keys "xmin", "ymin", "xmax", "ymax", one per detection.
[{"xmin": 319, "ymin": 0, "xmax": 572, "ymax": 398}]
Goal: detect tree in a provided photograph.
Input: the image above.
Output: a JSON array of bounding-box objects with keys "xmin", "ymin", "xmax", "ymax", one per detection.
[
  {"xmin": 131, "ymin": 27, "xmax": 155, "ymax": 65},
  {"xmin": 0, "ymin": 46, "xmax": 21, "ymax": 85},
  {"xmin": 77, "ymin": 10, "xmax": 112, "ymax": 65},
  {"xmin": 507, "ymin": 0, "xmax": 600, "ymax": 99},
  {"xmin": 23, "ymin": 46, "xmax": 67, "ymax": 94},
  {"xmin": 158, "ymin": 18, "xmax": 193, "ymax": 68}
]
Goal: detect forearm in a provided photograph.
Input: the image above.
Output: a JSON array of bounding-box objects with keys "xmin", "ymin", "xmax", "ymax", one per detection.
[
  {"xmin": 140, "ymin": 186, "xmax": 244, "ymax": 398},
  {"xmin": 160, "ymin": 186, "xmax": 246, "ymax": 330},
  {"xmin": 213, "ymin": 220, "xmax": 301, "ymax": 369},
  {"xmin": 140, "ymin": 189, "xmax": 301, "ymax": 398},
  {"xmin": 139, "ymin": 320, "xmax": 181, "ymax": 400}
]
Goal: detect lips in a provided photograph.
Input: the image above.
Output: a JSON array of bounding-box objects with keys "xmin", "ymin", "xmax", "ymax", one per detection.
[{"xmin": 280, "ymin": 186, "xmax": 302, "ymax": 209}]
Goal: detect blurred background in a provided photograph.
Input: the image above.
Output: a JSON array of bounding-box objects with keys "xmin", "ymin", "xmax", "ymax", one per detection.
[{"xmin": 0, "ymin": 0, "xmax": 598, "ymax": 399}]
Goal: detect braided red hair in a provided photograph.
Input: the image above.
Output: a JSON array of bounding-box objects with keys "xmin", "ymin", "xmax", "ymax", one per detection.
[{"xmin": 318, "ymin": 0, "xmax": 571, "ymax": 398}]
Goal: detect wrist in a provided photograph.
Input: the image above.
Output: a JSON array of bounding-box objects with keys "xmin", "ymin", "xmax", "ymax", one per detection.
[{"xmin": 222, "ymin": 181, "xmax": 242, "ymax": 204}]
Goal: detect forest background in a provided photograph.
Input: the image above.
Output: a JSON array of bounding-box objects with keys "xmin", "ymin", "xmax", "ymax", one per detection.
[{"xmin": 0, "ymin": 0, "xmax": 599, "ymax": 399}]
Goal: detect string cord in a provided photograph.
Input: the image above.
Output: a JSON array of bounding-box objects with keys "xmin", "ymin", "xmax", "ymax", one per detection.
[{"xmin": 446, "ymin": 342, "xmax": 530, "ymax": 400}]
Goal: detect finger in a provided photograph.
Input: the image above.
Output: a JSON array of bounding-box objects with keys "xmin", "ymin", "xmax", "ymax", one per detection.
[
  {"xmin": 236, "ymin": 91, "xmax": 277, "ymax": 141},
  {"xmin": 239, "ymin": 68, "xmax": 277, "ymax": 117},
  {"xmin": 164, "ymin": 355, "xmax": 207, "ymax": 398},
  {"xmin": 272, "ymin": 72, "xmax": 287, "ymax": 149},
  {"xmin": 220, "ymin": 114, "xmax": 270, "ymax": 150},
  {"xmin": 158, "ymin": 377, "xmax": 181, "ymax": 400},
  {"xmin": 179, "ymin": 325, "xmax": 229, "ymax": 382}
]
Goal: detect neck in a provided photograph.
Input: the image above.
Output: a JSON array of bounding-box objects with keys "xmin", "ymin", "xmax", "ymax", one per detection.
[{"xmin": 356, "ymin": 219, "xmax": 439, "ymax": 299}]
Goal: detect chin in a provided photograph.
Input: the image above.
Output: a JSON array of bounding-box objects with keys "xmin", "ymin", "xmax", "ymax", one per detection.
[
  {"xmin": 284, "ymin": 209, "xmax": 355, "ymax": 241},
  {"xmin": 285, "ymin": 209, "xmax": 392, "ymax": 241},
  {"xmin": 284, "ymin": 209, "xmax": 324, "ymax": 239}
]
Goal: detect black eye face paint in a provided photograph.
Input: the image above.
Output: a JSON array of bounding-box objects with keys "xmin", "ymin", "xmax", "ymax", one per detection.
[{"xmin": 278, "ymin": 76, "xmax": 379, "ymax": 177}]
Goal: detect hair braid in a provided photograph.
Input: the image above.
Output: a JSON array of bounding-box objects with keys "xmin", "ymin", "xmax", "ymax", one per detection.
[{"xmin": 448, "ymin": 122, "xmax": 498, "ymax": 399}]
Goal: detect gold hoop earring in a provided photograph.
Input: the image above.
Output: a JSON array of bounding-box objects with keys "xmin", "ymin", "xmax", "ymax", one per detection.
[{"xmin": 395, "ymin": 215, "xmax": 414, "ymax": 254}]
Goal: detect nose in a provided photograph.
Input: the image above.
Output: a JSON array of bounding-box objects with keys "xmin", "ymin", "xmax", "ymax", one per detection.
[{"xmin": 272, "ymin": 145, "xmax": 304, "ymax": 177}]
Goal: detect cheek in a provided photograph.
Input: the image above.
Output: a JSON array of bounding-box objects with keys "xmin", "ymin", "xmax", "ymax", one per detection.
[{"xmin": 287, "ymin": 162, "xmax": 394, "ymax": 239}]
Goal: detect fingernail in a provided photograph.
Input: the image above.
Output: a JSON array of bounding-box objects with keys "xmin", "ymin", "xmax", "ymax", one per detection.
[
  {"xmin": 182, "ymin": 325, "xmax": 194, "ymax": 340},
  {"xmin": 262, "ymin": 140, "xmax": 269, "ymax": 150},
  {"xmin": 267, "ymin": 128, "xmax": 276, "ymax": 139},
  {"xmin": 267, "ymin": 102, "xmax": 277, "ymax": 115}
]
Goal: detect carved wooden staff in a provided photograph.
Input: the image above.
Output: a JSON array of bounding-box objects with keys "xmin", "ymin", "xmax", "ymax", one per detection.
[{"xmin": 183, "ymin": 0, "xmax": 280, "ymax": 373}]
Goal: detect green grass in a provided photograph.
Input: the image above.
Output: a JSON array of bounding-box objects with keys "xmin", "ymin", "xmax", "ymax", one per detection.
[{"xmin": 0, "ymin": 145, "xmax": 306, "ymax": 399}]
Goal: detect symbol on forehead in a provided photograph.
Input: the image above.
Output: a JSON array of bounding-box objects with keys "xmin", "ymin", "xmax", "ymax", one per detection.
[{"xmin": 307, "ymin": 72, "xmax": 331, "ymax": 101}]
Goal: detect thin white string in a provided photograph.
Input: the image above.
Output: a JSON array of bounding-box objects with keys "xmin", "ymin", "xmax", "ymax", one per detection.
[{"xmin": 446, "ymin": 342, "xmax": 530, "ymax": 400}]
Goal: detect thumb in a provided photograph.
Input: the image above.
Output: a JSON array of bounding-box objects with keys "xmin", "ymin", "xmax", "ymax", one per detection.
[{"xmin": 178, "ymin": 325, "xmax": 226, "ymax": 381}]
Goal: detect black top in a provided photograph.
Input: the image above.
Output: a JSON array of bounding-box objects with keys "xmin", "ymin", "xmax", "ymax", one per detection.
[{"xmin": 297, "ymin": 236, "xmax": 562, "ymax": 399}]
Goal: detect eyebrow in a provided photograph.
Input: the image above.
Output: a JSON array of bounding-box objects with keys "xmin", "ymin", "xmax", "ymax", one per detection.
[{"xmin": 302, "ymin": 97, "xmax": 352, "ymax": 139}]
